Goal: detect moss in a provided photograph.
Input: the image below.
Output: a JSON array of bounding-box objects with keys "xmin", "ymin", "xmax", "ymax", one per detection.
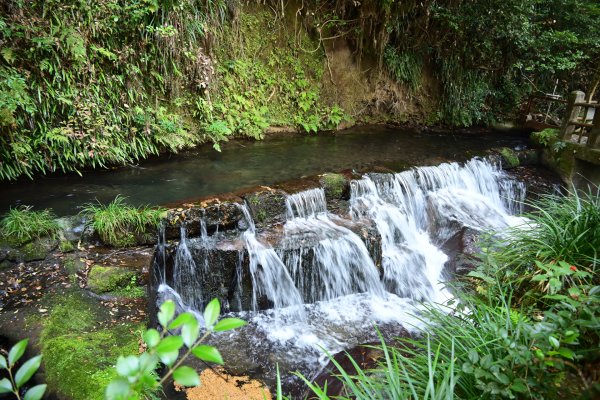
[
  {"xmin": 59, "ymin": 240, "xmax": 75, "ymax": 253},
  {"xmin": 19, "ymin": 237, "xmax": 58, "ymax": 261},
  {"xmin": 39, "ymin": 291, "xmax": 142, "ymax": 400},
  {"xmin": 87, "ymin": 265, "xmax": 137, "ymax": 294},
  {"xmin": 497, "ymin": 147, "xmax": 520, "ymax": 168},
  {"xmin": 320, "ymin": 173, "xmax": 348, "ymax": 199}
]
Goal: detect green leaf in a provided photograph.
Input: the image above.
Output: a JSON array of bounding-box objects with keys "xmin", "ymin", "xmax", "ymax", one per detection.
[
  {"xmin": 214, "ymin": 318, "xmax": 247, "ymax": 332},
  {"xmin": 158, "ymin": 350, "xmax": 179, "ymax": 367},
  {"xmin": 8, "ymin": 339, "xmax": 28, "ymax": 366},
  {"xmin": 192, "ymin": 345, "xmax": 223, "ymax": 364},
  {"xmin": 510, "ymin": 379, "xmax": 528, "ymax": 393},
  {"xmin": 24, "ymin": 384, "xmax": 47, "ymax": 400},
  {"xmin": 181, "ymin": 319, "xmax": 199, "ymax": 348},
  {"xmin": 203, "ymin": 298, "xmax": 220, "ymax": 328},
  {"xmin": 105, "ymin": 377, "xmax": 130, "ymax": 400},
  {"xmin": 143, "ymin": 329, "xmax": 161, "ymax": 348},
  {"xmin": 468, "ymin": 349, "xmax": 479, "ymax": 364},
  {"xmin": 0, "ymin": 378, "xmax": 13, "ymax": 394},
  {"xmin": 557, "ymin": 347, "xmax": 575, "ymax": 360},
  {"xmin": 173, "ymin": 366, "xmax": 200, "ymax": 387},
  {"xmin": 158, "ymin": 300, "xmax": 176, "ymax": 327},
  {"xmin": 549, "ymin": 336, "xmax": 560, "ymax": 349},
  {"xmin": 0, "ymin": 354, "xmax": 6, "ymax": 369},
  {"xmin": 155, "ymin": 336, "xmax": 184, "ymax": 354},
  {"xmin": 168, "ymin": 312, "xmax": 195, "ymax": 329},
  {"xmin": 15, "ymin": 355, "xmax": 42, "ymax": 388},
  {"xmin": 116, "ymin": 355, "xmax": 139, "ymax": 377}
]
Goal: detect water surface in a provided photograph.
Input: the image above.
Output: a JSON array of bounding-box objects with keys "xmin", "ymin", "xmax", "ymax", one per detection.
[{"xmin": 0, "ymin": 125, "xmax": 528, "ymax": 215}]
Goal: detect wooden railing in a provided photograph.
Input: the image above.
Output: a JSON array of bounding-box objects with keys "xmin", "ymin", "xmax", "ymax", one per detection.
[{"xmin": 560, "ymin": 91, "xmax": 600, "ymax": 149}]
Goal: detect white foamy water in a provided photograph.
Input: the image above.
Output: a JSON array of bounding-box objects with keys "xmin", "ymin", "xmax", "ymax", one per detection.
[{"xmin": 159, "ymin": 157, "xmax": 527, "ymax": 387}]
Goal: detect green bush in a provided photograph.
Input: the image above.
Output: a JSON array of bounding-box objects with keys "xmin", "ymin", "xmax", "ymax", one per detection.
[
  {"xmin": 0, "ymin": 206, "xmax": 60, "ymax": 245},
  {"xmin": 82, "ymin": 196, "xmax": 165, "ymax": 247}
]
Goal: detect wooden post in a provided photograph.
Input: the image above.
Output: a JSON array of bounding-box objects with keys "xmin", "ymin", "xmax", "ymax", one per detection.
[
  {"xmin": 561, "ymin": 90, "xmax": 586, "ymax": 140},
  {"xmin": 587, "ymin": 107, "xmax": 600, "ymax": 149}
]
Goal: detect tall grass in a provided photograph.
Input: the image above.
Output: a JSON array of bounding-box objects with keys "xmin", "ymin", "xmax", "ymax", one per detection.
[
  {"xmin": 0, "ymin": 206, "xmax": 60, "ymax": 245},
  {"xmin": 496, "ymin": 187, "xmax": 600, "ymax": 270},
  {"xmin": 82, "ymin": 196, "xmax": 164, "ymax": 247}
]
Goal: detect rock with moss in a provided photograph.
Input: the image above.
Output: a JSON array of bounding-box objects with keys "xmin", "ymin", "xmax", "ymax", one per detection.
[
  {"xmin": 320, "ymin": 173, "xmax": 349, "ymax": 200},
  {"xmin": 87, "ymin": 265, "xmax": 137, "ymax": 294},
  {"xmin": 243, "ymin": 189, "xmax": 288, "ymax": 226},
  {"xmin": 3, "ymin": 237, "xmax": 59, "ymax": 263},
  {"xmin": 491, "ymin": 147, "xmax": 520, "ymax": 169},
  {"xmin": 37, "ymin": 291, "xmax": 141, "ymax": 400}
]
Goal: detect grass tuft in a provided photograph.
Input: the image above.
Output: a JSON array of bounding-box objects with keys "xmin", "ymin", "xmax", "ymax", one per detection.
[
  {"xmin": 82, "ymin": 195, "xmax": 165, "ymax": 247},
  {"xmin": 0, "ymin": 205, "xmax": 60, "ymax": 245}
]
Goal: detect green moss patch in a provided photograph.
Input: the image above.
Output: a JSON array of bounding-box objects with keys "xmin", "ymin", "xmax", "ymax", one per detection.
[
  {"xmin": 87, "ymin": 265, "xmax": 137, "ymax": 294},
  {"xmin": 320, "ymin": 173, "xmax": 348, "ymax": 200},
  {"xmin": 39, "ymin": 291, "xmax": 141, "ymax": 400}
]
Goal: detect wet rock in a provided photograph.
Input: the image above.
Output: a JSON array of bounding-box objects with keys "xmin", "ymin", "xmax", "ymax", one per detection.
[
  {"xmin": 319, "ymin": 173, "xmax": 350, "ymax": 201},
  {"xmin": 243, "ymin": 189, "xmax": 288, "ymax": 226},
  {"xmin": 164, "ymin": 200, "xmax": 243, "ymax": 239},
  {"xmin": 87, "ymin": 265, "xmax": 137, "ymax": 294},
  {"xmin": 490, "ymin": 147, "xmax": 520, "ymax": 169},
  {"xmin": 5, "ymin": 237, "xmax": 59, "ymax": 263},
  {"xmin": 55, "ymin": 215, "xmax": 86, "ymax": 243},
  {"xmin": 442, "ymin": 227, "xmax": 482, "ymax": 276}
]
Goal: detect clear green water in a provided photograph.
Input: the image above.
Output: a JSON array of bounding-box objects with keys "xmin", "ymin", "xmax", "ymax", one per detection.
[{"xmin": 0, "ymin": 125, "xmax": 529, "ymax": 215}]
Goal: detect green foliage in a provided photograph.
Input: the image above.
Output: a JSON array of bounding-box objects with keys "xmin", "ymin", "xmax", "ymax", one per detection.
[
  {"xmin": 384, "ymin": 47, "xmax": 423, "ymax": 91},
  {"xmin": 0, "ymin": 339, "xmax": 47, "ymax": 400},
  {"xmin": 106, "ymin": 298, "xmax": 247, "ymax": 399},
  {"xmin": 82, "ymin": 196, "xmax": 165, "ymax": 247},
  {"xmin": 0, "ymin": 206, "xmax": 60, "ymax": 246},
  {"xmin": 493, "ymin": 188, "xmax": 600, "ymax": 272},
  {"xmin": 292, "ymin": 188, "xmax": 600, "ymax": 400},
  {"xmin": 534, "ymin": 128, "xmax": 560, "ymax": 146},
  {"xmin": 0, "ymin": 0, "xmax": 225, "ymax": 180}
]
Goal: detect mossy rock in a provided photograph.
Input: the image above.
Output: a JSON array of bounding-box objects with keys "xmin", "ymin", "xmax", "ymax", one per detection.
[
  {"xmin": 492, "ymin": 147, "xmax": 520, "ymax": 169},
  {"xmin": 320, "ymin": 173, "xmax": 349, "ymax": 200},
  {"xmin": 87, "ymin": 265, "xmax": 137, "ymax": 294},
  {"xmin": 243, "ymin": 189, "xmax": 287, "ymax": 226},
  {"xmin": 38, "ymin": 291, "xmax": 141, "ymax": 400},
  {"xmin": 4, "ymin": 237, "xmax": 59, "ymax": 263},
  {"xmin": 59, "ymin": 240, "xmax": 75, "ymax": 253}
]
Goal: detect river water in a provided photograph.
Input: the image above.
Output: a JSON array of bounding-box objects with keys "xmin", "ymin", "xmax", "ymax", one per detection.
[{"xmin": 0, "ymin": 125, "xmax": 528, "ymax": 215}]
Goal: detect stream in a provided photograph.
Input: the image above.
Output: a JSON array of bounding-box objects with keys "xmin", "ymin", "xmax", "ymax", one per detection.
[{"xmin": 0, "ymin": 125, "xmax": 529, "ymax": 215}]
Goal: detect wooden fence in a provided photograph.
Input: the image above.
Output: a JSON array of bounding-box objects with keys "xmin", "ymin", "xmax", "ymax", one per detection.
[{"xmin": 560, "ymin": 91, "xmax": 600, "ymax": 149}]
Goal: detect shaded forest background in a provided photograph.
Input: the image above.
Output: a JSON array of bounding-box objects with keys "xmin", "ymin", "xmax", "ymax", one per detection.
[{"xmin": 0, "ymin": 0, "xmax": 598, "ymax": 180}]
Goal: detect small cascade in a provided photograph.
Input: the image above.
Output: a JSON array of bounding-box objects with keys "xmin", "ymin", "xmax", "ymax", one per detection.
[
  {"xmin": 173, "ymin": 225, "xmax": 203, "ymax": 310},
  {"xmin": 238, "ymin": 204, "xmax": 305, "ymax": 315},
  {"xmin": 282, "ymin": 188, "xmax": 385, "ymax": 302},
  {"xmin": 350, "ymin": 158, "xmax": 525, "ymax": 303},
  {"xmin": 286, "ymin": 188, "xmax": 328, "ymax": 219}
]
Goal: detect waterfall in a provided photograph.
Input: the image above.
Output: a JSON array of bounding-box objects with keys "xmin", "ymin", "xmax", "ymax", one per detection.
[
  {"xmin": 173, "ymin": 225, "xmax": 204, "ymax": 310},
  {"xmin": 282, "ymin": 188, "xmax": 385, "ymax": 302},
  {"xmin": 350, "ymin": 158, "xmax": 525, "ymax": 303},
  {"xmin": 154, "ymin": 156, "xmax": 528, "ymax": 389},
  {"xmin": 238, "ymin": 203, "xmax": 305, "ymax": 316}
]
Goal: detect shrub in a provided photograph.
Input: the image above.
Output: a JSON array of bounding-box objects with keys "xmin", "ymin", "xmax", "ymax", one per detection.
[
  {"xmin": 82, "ymin": 196, "xmax": 165, "ymax": 247},
  {"xmin": 0, "ymin": 206, "xmax": 59, "ymax": 245}
]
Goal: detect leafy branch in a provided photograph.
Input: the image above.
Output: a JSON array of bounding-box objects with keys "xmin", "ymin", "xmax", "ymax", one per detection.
[
  {"xmin": 0, "ymin": 339, "xmax": 47, "ymax": 400},
  {"xmin": 106, "ymin": 298, "xmax": 246, "ymax": 400}
]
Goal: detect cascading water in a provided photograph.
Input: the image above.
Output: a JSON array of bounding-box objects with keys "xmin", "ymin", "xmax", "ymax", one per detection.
[
  {"xmin": 281, "ymin": 188, "xmax": 385, "ymax": 302},
  {"xmin": 153, "ymin": 157, "xmax": 528, "ymax": 392},
  {"xmin": 173, "ymin": 225, "xmax": 204, "ymax": 310},
  {"xmin": 238, "ymin": 203, "xmax": 305, "ymax": 316}
]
